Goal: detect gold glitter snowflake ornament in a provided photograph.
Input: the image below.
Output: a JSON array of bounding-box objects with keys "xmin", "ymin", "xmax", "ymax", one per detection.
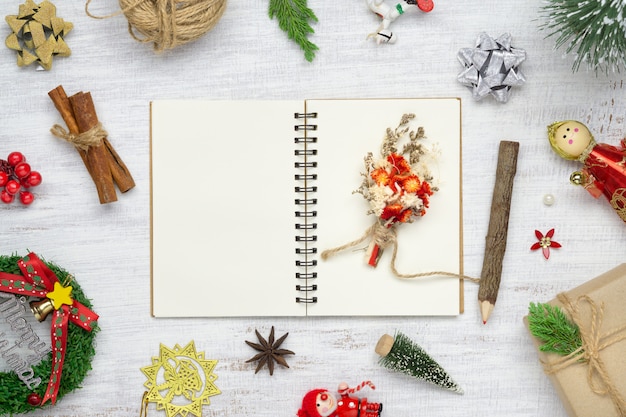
[
  {"xmin": 141, "ymin": 341, "xmax": 220, "ymax": 417},
  {"xmin": 5, "ymin": 0, "xmax": 73, "ymax": 70}
]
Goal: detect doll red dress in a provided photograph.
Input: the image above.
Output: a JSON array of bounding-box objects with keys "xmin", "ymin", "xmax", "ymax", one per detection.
[{"xmin": 576, "ymin": 140, "xmax": 626, "ymax": 222}]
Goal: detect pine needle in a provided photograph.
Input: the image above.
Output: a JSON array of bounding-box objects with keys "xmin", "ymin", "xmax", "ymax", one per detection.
[
  {"xmin": 527, "ymin": 302, "xmax": 582, "ymax": 356},
  {"xmin": 539, "ymin": 0, "xmax": 626, "ymax": 74},
  {"xmin": 269, "ymin": 0, "xmax": 319, "ymax": 62}
]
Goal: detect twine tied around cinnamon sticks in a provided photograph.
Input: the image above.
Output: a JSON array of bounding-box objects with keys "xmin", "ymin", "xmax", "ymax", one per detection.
[
  {"xmin": 320, "ymin": 221, "xmax": 479, "ymax": 283},
  {"xmin": 543, "ymin": 294, "xmax": 626, "ymax": 416},
  {"xmin": 50, "ymin": 122, "xmax": 108, "ymax": 152},
  {"xmin": 85, "ymin": 0, "xmax": 227, "ymax": 52}
]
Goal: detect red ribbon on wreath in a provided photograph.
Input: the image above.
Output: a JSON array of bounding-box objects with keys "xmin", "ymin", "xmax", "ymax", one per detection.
[{"xmin": 0, "ymin": 252, "xmax": 98, "ymax": 405}]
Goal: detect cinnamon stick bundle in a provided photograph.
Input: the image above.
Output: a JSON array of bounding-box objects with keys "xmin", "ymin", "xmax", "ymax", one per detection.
[{"xmin": 48, "ymin": 85, "xmax": 135, "ymax": 204}]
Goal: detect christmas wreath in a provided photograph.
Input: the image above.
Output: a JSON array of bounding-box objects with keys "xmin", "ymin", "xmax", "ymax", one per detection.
[{"xmin": 0, "ymin": 253, "xmax": 98, "ymax": 415}]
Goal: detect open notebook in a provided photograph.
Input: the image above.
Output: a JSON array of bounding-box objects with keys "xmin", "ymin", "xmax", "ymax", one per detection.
[{"xmin": 150, "ymin": 98, "xmax": 463, "ymax": 317}]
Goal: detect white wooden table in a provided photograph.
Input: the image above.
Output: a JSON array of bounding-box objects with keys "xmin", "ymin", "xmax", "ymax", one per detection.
[{"xmin": 1, "ymin": 1, "xmax": 626, "ymax": 416}]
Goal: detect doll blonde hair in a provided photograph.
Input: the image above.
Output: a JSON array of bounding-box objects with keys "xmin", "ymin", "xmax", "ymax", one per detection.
[{"xmin": 547, "ymin": 120, "xmax": 595, "ymax": 161}]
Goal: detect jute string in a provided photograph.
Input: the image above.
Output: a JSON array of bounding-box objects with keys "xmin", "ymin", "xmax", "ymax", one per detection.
[
  {"xmin": 85, "ymin": 0, "xmax": 227, "ymax": 52},
  {"xmin": 320, "ymin": 221, "xmax": 480, "ymax": 283},
  {"xmin": 542, "ymin": 294, "xmax": 626, "ymax": 416},
  {"xmin": 50, "ymin": 123, "xmax": 107, "ymax": 152}
]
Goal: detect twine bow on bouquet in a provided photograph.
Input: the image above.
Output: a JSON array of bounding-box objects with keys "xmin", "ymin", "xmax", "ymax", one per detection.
[{"xmin": 321, "ymin": 114, "xmax": 438, "ymax": 275}]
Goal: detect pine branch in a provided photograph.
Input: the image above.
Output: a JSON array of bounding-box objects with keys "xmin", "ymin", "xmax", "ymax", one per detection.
[
  {"xmin": 527, "ymin": 302, "xmax": 582, "ymax": 356},
  {"xmin": 540, "ymin": 0, "xmax": 626, "ymax": 73},
  {"xmin": 269, "ymin": 0, "xmax": 319, "ymax": 62}
]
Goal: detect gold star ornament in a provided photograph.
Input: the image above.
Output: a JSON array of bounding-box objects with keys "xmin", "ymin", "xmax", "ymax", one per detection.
[
  {"xmin": 141, "ymin": 341, "xmax": 220, "ymax": 417},
  {"xmin": 5, "ymin": 0, "xmax": 73, "ymax": 70},
  {"xmin": 47, "ymin": 281, "xmax": 73, "ymax": 309}
]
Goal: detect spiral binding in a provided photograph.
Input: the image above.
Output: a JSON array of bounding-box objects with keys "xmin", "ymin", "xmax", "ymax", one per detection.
[{"xmin": 294, "ymin": 111, "xmax": 318, "ymax": 305}]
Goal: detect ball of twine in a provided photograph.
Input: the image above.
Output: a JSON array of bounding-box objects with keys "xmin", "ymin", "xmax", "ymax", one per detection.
[{"xmin": 87, "ymin": 0, "xmax": 227, "ymax": 52}]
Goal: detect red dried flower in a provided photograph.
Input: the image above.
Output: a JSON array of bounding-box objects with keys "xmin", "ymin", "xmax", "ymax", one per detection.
[
  {"xmin": 371, "ymin": 168, "xmax": 391, "ymax": 186},
  {"xmin": 381, "ymin": 204, "xmax": 403, "ymax": 221},
  {"xmin": 396, "ymin": 208, "xmax": 414, "ymax": 223},
  {"xmin": 400, "ymin": 175, "xmax": 421, "ymax": 193},
  {"xmin": 418, "ymin": 181, "xmax": 433, "ymax": 197},
  {"xmin": 387, "ymin": 153, "xmax": 411, "ymax": 175}
]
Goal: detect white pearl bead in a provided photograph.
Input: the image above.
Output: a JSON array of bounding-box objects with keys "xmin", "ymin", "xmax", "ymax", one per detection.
[{"xmin": 543, "ymin": 194, "xmax": 555, "ymax": 206}]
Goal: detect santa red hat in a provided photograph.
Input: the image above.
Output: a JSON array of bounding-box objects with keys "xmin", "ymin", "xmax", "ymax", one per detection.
[{"xmin": 297, "ymin": 389, "xmax": 327, "ymax": 417}]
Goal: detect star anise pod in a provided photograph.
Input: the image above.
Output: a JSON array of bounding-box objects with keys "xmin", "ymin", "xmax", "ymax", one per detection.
[{"xmin": 245, "ymin": 326, "xmax": 294, "ymax": 375}]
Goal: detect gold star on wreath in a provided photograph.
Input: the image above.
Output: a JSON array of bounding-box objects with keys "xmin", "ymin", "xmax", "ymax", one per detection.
[
  {"xmin": 47, "ymin": 281, "xmax": 73, "ymax": 309},
  {"xmin": 245, "ymin": 326, "xmax": 295, "ymax": 375},
  {"xmin": 141, "ymin": 341, "xmax": 220, "ymax": 417},
  {"xmin": 5, "ymin": 0, "xmax": 73, "ymax": 70}
]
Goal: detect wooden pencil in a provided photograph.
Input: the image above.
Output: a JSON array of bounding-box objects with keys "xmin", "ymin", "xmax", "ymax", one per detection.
[{"xmin": 478, "ymin": 140, "xmax": 519, "ymax": 324}]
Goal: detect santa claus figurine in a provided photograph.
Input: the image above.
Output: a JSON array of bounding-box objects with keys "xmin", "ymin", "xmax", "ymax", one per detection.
[
  {"xmin": 297, "ymin": 381, "xmax": 382, "ymax": 417},
  {"xmin": 547, "ymin": 120, "xmax": 626, "ymax": 222}
]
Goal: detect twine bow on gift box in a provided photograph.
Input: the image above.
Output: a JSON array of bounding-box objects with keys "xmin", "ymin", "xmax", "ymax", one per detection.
[
  {"xmin": 543, "ymin": 294, "xmax": 626, "ymax": 416},
  {"xmin": 0, "ymin": 253, "xmax": 98, "ymax": 405}
]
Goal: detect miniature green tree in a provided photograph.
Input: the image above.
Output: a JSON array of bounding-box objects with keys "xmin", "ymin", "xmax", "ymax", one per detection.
[{"xmin": 375, "ymin": 332, "xmax": 463, "ymax": 394}]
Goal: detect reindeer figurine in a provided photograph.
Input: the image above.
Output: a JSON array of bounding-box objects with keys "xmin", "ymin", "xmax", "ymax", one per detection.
[{"xmin": 366, "ymin": 0, "xmax": 434, "ymax": 44}]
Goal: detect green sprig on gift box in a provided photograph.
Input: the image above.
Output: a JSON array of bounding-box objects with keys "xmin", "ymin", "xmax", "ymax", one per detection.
[
  {"xmin": 539, "ymin": 0, "xmax": 626, "ymax": 74},
  {"xmin": 527, "ymin": 302, "xmax": 582, "ymax": 356},
  {"xmin": 269, "ymin": 0, "xmax": 318, "ymax": 62}
]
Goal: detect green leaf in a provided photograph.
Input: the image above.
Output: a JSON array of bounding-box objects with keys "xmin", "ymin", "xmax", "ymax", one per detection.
[{"xmin": 269, "ymin": 0, "xmax": 319, "ymax": 62}]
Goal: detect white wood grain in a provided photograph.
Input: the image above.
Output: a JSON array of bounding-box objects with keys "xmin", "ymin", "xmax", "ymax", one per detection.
[{"xmin": 0, "ymin": 1, "xmax": 625, "ymax": 416}]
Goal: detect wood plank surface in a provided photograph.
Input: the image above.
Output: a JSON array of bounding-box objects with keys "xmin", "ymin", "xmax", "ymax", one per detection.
[{"xmin": 1, "ymin": 1, "xmax": 625, "ymax": 416}]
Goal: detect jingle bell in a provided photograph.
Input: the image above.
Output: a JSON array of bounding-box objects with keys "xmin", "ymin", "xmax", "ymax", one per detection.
[{"xmin": 30, "ymin": 298, "xmax": 54, "ymax": 321}]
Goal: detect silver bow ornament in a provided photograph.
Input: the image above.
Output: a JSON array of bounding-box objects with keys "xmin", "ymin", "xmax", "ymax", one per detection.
[{"xmin": 457, "ymin": 32, "xmax": 526, "ymax": 103}]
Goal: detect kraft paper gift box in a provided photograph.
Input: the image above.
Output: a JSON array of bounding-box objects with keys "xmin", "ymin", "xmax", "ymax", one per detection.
[{"xmin": 525, "ymin": 264, "xmax": 626, "ymax": 417}]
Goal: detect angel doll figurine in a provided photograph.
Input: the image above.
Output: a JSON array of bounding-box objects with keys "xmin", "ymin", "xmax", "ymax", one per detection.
[{"xmin": 547, "ymin": 120, "xmax": 626, "ymax": 222}]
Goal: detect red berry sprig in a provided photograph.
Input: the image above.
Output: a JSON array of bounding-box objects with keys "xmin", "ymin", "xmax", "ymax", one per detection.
[{"xmin": 0, "ymin": 152, "xmax": 42, "ymax": 205}]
